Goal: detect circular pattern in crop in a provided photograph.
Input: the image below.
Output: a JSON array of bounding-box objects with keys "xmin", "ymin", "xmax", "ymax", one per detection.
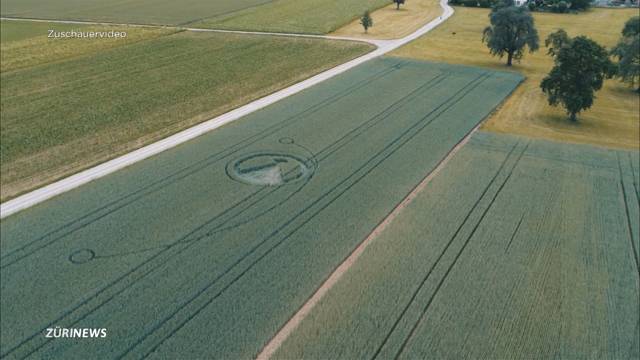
[
  {"xmin": 68, "ymin": 249, "xmax": 96, "ymax": 264},
  {"xmin": 226, "ymin": 152, "xmax": 314, "ymax": 186},
  {"xmin": 278, "ymin": 137, "xmax": 295, "ymax": 144}
]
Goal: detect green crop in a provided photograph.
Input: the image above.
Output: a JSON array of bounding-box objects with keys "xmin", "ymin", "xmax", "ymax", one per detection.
[
  {"xmin": 0, "ymin": 58, "xmax": 523, "ymax": 359},
  {"xmin": 275, "ymin": 131, "xmax": 640, "ymax": 360}
]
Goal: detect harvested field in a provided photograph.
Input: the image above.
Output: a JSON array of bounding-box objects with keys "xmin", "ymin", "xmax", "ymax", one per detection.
[
  {"xmin": 0, "ymin": 58, "xmax": 523, "ymax": 359},
  {"xmin": 331, "ymin": 0, "xmax": 442, "ymax": 40},
  {"xmin": 391, "ymin": 7, "xmax": 640, "ymax": 150},
  {"xmin": 0, "ymin": 25, "xmax": 373, "ymax": 201},
  {"xmin": 274, "ymin": 131, "xmax": 640, "ymax": 360}
]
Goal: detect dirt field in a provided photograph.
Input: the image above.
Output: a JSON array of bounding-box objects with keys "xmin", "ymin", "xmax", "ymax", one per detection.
[{"xmin": 331, "ymin": 0, "xmax": 442, "ymax": 39}]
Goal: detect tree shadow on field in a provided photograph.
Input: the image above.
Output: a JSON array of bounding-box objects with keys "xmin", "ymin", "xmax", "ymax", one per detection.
[
  {"xmin": 607, "ymin": 82, "xmax": 640, "ymax": 96},
  {"xmin": 540, "ymin": 113, "xmax": 598, "ymax": 132}
]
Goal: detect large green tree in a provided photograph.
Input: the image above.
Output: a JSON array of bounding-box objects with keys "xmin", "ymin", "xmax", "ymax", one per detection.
[
  {"xmin": 482, "ymin": 6, "xmax": 540, "ymax": 66},
  {"xmin": 569, "ymin": 0, "xmax": 591, "ymax": 10},
  {"xmin": 541, "ymin": 31, "xmax": 616, "ymax": 122},
  {"xmin": 611, "ymin": 16, "xmax": 640, "ymax": 91},
  {"xmin": 621, "ymin": 16, "xmax": 640, "ymax": 38}
]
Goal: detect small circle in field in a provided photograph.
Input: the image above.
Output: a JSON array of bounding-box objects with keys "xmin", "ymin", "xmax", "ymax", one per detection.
[
  {"xmin": 278, "ymin": 137, "xmax": 295, "ymax": 145},
  {"xmin": 68, "ymin": 249, "xmax": 95, "ymax": 264}
]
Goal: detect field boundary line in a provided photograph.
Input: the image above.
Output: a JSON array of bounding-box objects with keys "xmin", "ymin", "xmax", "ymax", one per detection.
[
  {"xmin": 255, "ymin": 108, "xmax": 490, "ymax": 360},
  {"xmin": 616, "ymin": 153, "xmax": 640, "ymax": 275},
  {"xmin": 0, "ymin": 0, "xmax": 454, "ymax": 219}
]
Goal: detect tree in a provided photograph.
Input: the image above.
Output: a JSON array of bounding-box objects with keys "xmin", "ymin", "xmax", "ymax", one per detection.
[
  {"xmin": 393, "ymin": 0, "xmax": 406, "ymax": 10},
  {"xmin": 540, "ymin": 32, "xmax": 616, "ymax": 121},
  {"xmin": 492, "ymin": 0, "xmax": 514, "ymax": 10},
  {"xmin": 360, "ymin": 11, "xmax": 373, "ymax": 33},
  {"xmin": 482, "ymin": 6, "xmax": 540, "ymax": 66},
  {"xmin": 611, "ymin": 16, "xmax": 640, "ymax": 91},
  {"xmin": 569, "ymin": 0, "xmax": 591, "ymax": 10},
  {"xmin": 621, "ymin": 16, "xmax": 640, "ymax": 38}
]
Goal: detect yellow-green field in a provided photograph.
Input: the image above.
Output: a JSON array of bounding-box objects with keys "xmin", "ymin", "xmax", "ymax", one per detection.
[
  {"xmin": 195, "ymin": 0, "xmax": 390, "ymax": 34},
  {"xmin": 331, "ymin": 0, "xmax": 442, "ymax": 40},
  {"xmin": 392, "ymin": 8, "xmax": 640, "ymax": 150},
  {"xmin": 0, "ymin": 21, "xmax": 373, "ymax": 201}
]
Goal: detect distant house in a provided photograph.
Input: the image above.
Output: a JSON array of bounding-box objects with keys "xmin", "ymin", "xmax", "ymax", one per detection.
[{"xmin": 514, "ymin": 0, "xmax": 528, "ymax": 5}]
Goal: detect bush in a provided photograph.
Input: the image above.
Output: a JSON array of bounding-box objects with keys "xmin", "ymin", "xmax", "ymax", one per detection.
[
  {"xmin": 551, "ymin": 0, "xmax": 569, "ymax": 12},
  {"xmin": 557, "ymin": 1, "xmax": 568, "ymax": 11},
  {"xmin": 479, "ymin": 0, "xmax": 493, "ymax": 7},
  {"xmin": 463, "ymin": 0, "xmax": 478, "ymax": 6},
  {"xmin": 570, "ymin": 0, "xmax": 591, "ymax": 10},
  {"xmin": 528, "ymin": 2, "xmax": 537, "ymax": 10}
]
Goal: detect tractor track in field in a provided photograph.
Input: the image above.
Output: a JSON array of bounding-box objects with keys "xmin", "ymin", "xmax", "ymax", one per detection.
[
  {"xmin": 616, "ymin": 153, "xmax": 640, "ymax": 275},
  {"xmin": 0, "ymin": 0, "xmax": 455, "ymax": 219},
  {"xmin": 369, "ymin": 140, "xmax": 525, "ymax": 359},
  {"xmin": 391, "ymin": 141, "xmax": 530, "ymax": 360},
  {"xmin": 4, "ymin": 66, "xmax": 486, "ymax": 359},
  {"xmin": 255, "ymin": 74, "xmax": 507, "ymax": 360}
]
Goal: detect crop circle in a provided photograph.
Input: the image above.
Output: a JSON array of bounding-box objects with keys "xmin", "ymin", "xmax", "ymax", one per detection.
[
  {"xmin": 68, "ymin": 249, "xmax": 95, "ymax": 264},
  {"xmin": 227, "ymin": 152, "xmax": 314, "ymax": 186}
]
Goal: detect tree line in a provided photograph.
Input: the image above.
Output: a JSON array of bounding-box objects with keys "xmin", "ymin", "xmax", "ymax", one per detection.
[{"xmin": 449, "ymin": 0, "xmax": 591, "ymax": 12}]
